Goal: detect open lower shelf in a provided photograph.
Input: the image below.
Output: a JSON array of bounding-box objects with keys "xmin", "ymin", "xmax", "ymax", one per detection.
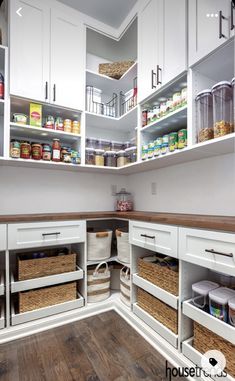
[
  {"xmin": 132, "ymin": 274, "xmax": 178, "ymax": 310},
  {"xmin": 11, "ymin": 266, "xmax": 84, "ymax": 293},
  {"xmin": 0, "ymin": 273, "xmax": 4, "ymax": 296},
  {"xmin": 133, "ymin": 303, "xmax": 178, "ymax": 348},
  {"xmin": 141, "ymin": 106, "xmax": 187, "ymax": 135},
  {"xmin": 11, "ymin": 292, "xmax": 84, "ymax": 326},
  {"xmin": 182, "ymin": 338, "xmax": 234, "ymax": 381},
  {"xmin": 10, "ymin": 123, "xmax": 81, "ymax": 143},
  {"xmin": 183, "ymin": 299, "xmax": 235, "ymax": 345}
]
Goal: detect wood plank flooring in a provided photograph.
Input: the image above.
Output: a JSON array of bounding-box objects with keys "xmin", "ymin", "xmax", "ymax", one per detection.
[{"xmin": 0, "ymin": 311, "xmax": 184, "ymax": 381}]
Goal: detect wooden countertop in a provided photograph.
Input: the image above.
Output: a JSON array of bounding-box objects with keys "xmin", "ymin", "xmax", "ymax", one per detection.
[{"xmin": 0, "ymin": 211, "xmax": 235, "ymax": 232}]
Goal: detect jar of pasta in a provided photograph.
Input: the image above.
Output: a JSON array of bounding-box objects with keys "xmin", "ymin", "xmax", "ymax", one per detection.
[{"xmin": 212, "ymin": 81, "xmax": 233, "ymax": 138}]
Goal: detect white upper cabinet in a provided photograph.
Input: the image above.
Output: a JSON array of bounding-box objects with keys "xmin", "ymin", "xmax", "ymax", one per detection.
[
  {"xmin": 188, "ymin": 0, "xmax": 232, "ymax": 66},
  {"xmin": 138, "ymin": 0, "xmax": 187, "ymax": 103},
  {"xmin": 10, "ymin": 0, "xmax": 85, "ymax": 110},
  {"xmin": 50, "ymin": 7, "xmax": 85, "ymax": 110},
  {"xmin": 138, "ymin": 0, "xmax": 159, "ymax": 103},
  {"xmin": 10, "ymin": 0, "xmax": 50, "ymax": 102}
]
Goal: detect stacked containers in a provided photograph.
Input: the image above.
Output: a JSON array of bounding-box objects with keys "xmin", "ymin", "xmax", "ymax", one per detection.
[
  {"xmin": 209, "ymin": 287, "xmax": 235, "ymax": 322},
  {"xmin": 195, "ymin": 90, "xmax": 214, "ymax": 142},
  {"xmin": 211, "ymin": 81, "xmax": 233, "ymax": 138},
  {"xmin": 192, "ymin": 281, "xmax": 219, "ymax": 311}
]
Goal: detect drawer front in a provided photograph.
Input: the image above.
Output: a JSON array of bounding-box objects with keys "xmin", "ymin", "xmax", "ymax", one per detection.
[
  {"xmin": 0, "ymin": 225, "xmax": 7, "ymax": 251},
  {"xmin": 129, "ymin": 221, "xmax": 178, "ymax": 258},
  {"xmin": 179, "ymin": 228, "xmax": 235, "ymax": 275},
  {"xmin": 8, "ymin": 220, "xmax": 86, "ymax": 250}
]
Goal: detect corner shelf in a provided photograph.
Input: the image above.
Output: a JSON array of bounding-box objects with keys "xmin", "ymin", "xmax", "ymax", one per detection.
[
  {"xmin": 141, "ymin": 106, "xmax": 187, "ymax": 135},
  {"xmin": 132, "ymin": 274, "xmax": 178, "ymax": 310},
  {"xmin": 183, "ymin": 299, "xmax": 235, "ymax": 345},
  {"xmin": 133, "ymin": 303, "xmax": 178, "ymax": 348},
  {"xmin": 11, "ymin": 266, "xmax": 84, "ymax": 293}
]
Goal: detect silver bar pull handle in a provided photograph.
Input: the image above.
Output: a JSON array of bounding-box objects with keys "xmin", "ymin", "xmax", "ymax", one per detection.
[
  {"xmin": 42, "ymin": 232, "xmax": 61, "ymax": 237},
  {"xmin": 140, "ymin": 234, "xmax": 155, "ymax": 239},
  {"xmin": 205, "ymin": 249, "xmax": 233, "ymax": 258}
]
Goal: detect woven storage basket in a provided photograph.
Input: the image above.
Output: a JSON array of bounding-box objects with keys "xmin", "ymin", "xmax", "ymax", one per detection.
[
  {"xmin": 87, "ymin": 230, "xmax": 112, "ymax": 260},
  {"xmin": 18, "ymin": 253, "xmax": 76, "ymax": 281},
  {"xmin": 120, "ymin": 267, "xmax": 131, "ymax": 307},
  {"xmin": 138, "ymin": 257, "xmax": 179, "ymax": 296},
  {"xmin": 19, "ymin": 282, "xmax": 77, "ymax": 313},
  {"xmin": 116, "ymin": 229, "xmax": 130, "ymax": 264},
  {"xmin": 99, "ymin": 60, "xmax": 135, "ymax": 79},
  {"xmin": 193, "ymin": 322, "xmax": 235, "ymax": 378},
  {"xmin": 137, "ymin": 288, "xmax": 178, "ymax": 334},
  {"xmin": 87, "ymin": 262, "xmax": 111, "ymax": 303}
]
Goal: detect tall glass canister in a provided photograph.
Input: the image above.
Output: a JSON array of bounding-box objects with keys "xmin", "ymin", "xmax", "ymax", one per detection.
[
  {"xmin": 195, "ymin": 90, "xmax": 213, "ymax": 142},
  {"xmin": 211, "ymin": 81, "xmax": 233, "ymax": 138}
]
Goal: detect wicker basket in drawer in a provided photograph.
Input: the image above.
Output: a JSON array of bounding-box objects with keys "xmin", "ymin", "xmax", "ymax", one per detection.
[
  {"xmin": 137, "ymin": 288, "xmax": 178, "ymax": 334},
  {"xmin": 18, "ymin": 253, "xmax": 76, "ymax": 281},
  {"xmin": 138, "ymin": 258, "xmax": 179, "ymax": 296},
  {"xmin": 99, "ymin": 60, "xmax": 135, "ymax": 79},
  {"xmin": 19, "ymin": 282, "xmax": 77, "ymax": 313},
  {"xmin": 193, "ymin": 322, "xmax": 235, "ymax": 378}
]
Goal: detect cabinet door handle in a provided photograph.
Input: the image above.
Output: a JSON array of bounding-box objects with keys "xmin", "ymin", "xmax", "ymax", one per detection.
[
  {"xmin": 231, "ymin": 1, "xmax": 234, "ymax": 30},
  {"xmin": 53, "ymin": 84, "xmax": 56, "ymax": 102},
  {"xmin": 45, "ymin": 81, "xmax": 48, "ymax": 100},
  {"xmin": 42, "ymin": 232, "xmax": 61, "ymax": 237},
  {"xmin": 205, "ymin": 249, "xmax": 233, "ymax": 258},
  {"xmin": 219, "ymin": 10, "xmax": 226, "ymax": 38},
  {"xmin": 140, "ymin": 234, "xmax": 155, "ymax": 239},
  {"xmin": 151, "ymin": 70, "xmax": 156, "ymax": 89},
  {"xmin": 157, "ymin": 65, "xmax": 162, "ymax": 85}
]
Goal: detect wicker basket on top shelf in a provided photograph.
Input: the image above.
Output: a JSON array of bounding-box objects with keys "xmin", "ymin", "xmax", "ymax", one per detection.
[
  {"xmin": 138, "ymin": 257, "xmax": 179, "ymax": 296},
  {"xmin": 99, "ymin": 60, "xmax": 135, "ymax": 79},
  {"xmin": 193, "ymin": 322, "xmax": 235, "ymax": 378}
]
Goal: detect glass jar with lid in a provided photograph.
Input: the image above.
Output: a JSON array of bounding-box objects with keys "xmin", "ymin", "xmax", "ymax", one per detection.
[
  {"xmin": 195, "ymin": 90, "xmax": 214, "ymax": 142},
  {"xmin": 125, "ymin": 146, "xmax": 137, "ymax": 163},
  {"xmin": 95, "ymin": 149, "xmax": 105, "ymax": 166},
  {"xmin": 104, "ymin": 151, "xmax": 117, "ymax": 167},
  {"xmin": 117, "ymin": 150, "xmax": 126, "ymax": 167},
  {"xmin": 211, "ymin": 81, "xmax": 233, "ymax": 138},
  {"xmin": 85, "ymin": 148, "xmax": 95, "ymax": 165},
  {"xmin": 115, "ymin": 188, "xmax": 133, "ymax": 211}
]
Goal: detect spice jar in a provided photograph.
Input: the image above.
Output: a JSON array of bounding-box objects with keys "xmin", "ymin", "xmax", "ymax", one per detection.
[
  {"xmin": 196, "ymin": 90, "xmax": 214, "ymax": 142},
  {"xmin": 0, "ymin": 73, "xmax": 4, "ymax": 99},
  {"xmin": 44, "ymin": 115, "xmax": 55, "ymax": 129},
  {"xmin": 85, "ymin": 148, "xmax": 95, "ymax": 165},
  {"xmin": 212, "ymin": 81, "xmax": 233, "ymax": 138},
  {"xmin": 115, "ymin": 188, "xmax": 133, "ymax": 211},
  {"xmin": 64, "ymin": 149, "xmax": 72, "ymax": 163},
  {"xmin": 125, "ymin": 146, "xmax": 137, "ymax": 163},
  {"xmin": 61, "ymin": 146, "xmax": 69, "ymax": 162},
  {"xmin": 42, "ymin": 144, "xmax": 51, "ymax": 161},
  {"xmin": 55, "ymin": 117, "xmax": 64, "ymax": 131},
  {"xmin": 10, "ymin": 140, "xmax": 21, "ymax": 158},
  {"xmin": 64, "ymin": 119, "xmax": 72, "ymax": 133},
  {"xmin": 117, "ymin": 150, "xmax": 126, "ymax": 167},
  {"xmin": 52, "ymin": 139, "xmax": 61, "ymax": 162},
  {"xmin": 72, "ymin": 120, "xmax": 80, "ymax": 135},
  {"xmin": 20, "ymin": 141, "xmax": 31, "ymax": 159},
  {"xmin": 104, "ymin": 151, "xmax": 116, "ymax": 167},
  {"xmin": 95, "ymin": 149, "xmax": 105, "ymax": 166},
  {"xmin": 31, "ymin": 143, "xmax": 42, "ymax": 160}
]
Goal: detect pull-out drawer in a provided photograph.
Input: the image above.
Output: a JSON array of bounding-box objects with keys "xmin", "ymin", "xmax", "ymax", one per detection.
[
  {"xmin": 129, "ymin": 221, "xmax": 178, "ymax": 258},
  {"xmin": 179, "ymin": 228, "xmax": 235, "ymax": 275},
  {"xmin": 8, "ymin": 220, "xmax": 86, "ymax": 250},
  {"xmin": 0, "ymin": 225, "xmax": 6, "ymax": 251}
]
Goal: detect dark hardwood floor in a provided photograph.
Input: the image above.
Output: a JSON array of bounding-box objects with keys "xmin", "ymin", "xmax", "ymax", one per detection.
[{"xmin": 0, "ymin": 311, "xmax": 183, "ymax": 381}]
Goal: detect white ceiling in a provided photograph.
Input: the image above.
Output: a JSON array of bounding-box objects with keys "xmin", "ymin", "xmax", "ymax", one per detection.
[{"xmin": 58, "ymin": 0, "xmax": 137, "ymax": 28}]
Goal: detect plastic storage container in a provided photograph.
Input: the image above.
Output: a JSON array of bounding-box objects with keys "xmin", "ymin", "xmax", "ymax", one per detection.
[
  {"xmin": 195, "ymin": 90, "xmax": 214, "ymax": 142},
  {"xmin": 209, "ymin": 287, "xmax": 235, "ymax": 322},
  {"xmin": 104, "ymin": 151, "xmax": 116, "ymax": 167},
  {"xmin": 115, "ymin": 188, "xmax": 133, "ymax": 211},
  {"xmin": 85, "ymin": 148, "xmax": 95, "ymax": 165},
  {"xmin": 117, "ymin": 150, "xmax": 126, "ymax": 167},
  {"xmin": 95, "ymin": 149, "xmax": 104, "ymax": 166},
  {"xmin": 192, "ymin": 280, "xmax": 219, "ymax": 311},
  {"xmin": 125, "ymin": 146, "xmax": 137, "ymax": 163},
  {"xmin": 228, "ymin": 297, "xmax": 235, "ymax": 326},
  {"xmin": 211, "ymin": 81, "xmax": 233, "ymax": 138}
]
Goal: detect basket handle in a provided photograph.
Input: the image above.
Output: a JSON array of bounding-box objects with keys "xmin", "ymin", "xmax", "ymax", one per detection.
[
  {"xmin": 116, "ymin": 229, "xmax": 122, "ymax": 237},
  {"xmin": 96, "ymin": 232, "xmax": 109, "ymax": 238},
  {"xmin": 93, "ymin": 261, "xmax": 109, "ymax": 277},
  {"xmin": 121, "ymin": 266, "xmax": 130, "ymax": 279}
]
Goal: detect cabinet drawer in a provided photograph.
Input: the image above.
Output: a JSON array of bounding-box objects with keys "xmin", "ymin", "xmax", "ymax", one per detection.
[
  {"xmin": 0, "ymin": 225, "xmax": 7, "ymax": 251},
  {"xmin": 179, "ymin": 228, "xmax": 235, "ymax": 275},
  {"xmin": 129, "ymin": 221, "xmax": 178, "ymax": 258},
  {"xmin": 8, "ymin": 220, "xmax": 86, "ymax": 250}
]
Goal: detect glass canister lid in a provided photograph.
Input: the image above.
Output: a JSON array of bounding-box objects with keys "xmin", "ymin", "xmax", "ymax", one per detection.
[
  {"xmin": 195, "ymin": 89, "xmax": 212, "ymax": 100},
  {"xmin": 211, "ymin": 81, "xmax": 232, "ymax": 91}
]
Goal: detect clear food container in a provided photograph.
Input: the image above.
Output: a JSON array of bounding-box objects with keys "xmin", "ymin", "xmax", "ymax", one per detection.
[
  {"xmin": 95, "ymin": 149, "xmax": 104, "ymax": 166},
  {"xmin": 115, "ymin": 188, "xmax": 133, "ymax": 211},
  {"xmin": 209, "ymin": 287, "xmax": 235, "ymax": 322},
  {"xmin": 85, "ymin": 148, "xmax": 95, "ymax": 165},
  {"xmin": 125, "ymin": 146, "xmax": 137, "ymax": 163},
  {"xmin": 117, "ymin": 150, "xmax": 126, "ymax": 167},
  {"xmin": 192, "ymin": 280, "xmax": 219, "ymax": 311},
  {"xmin": 104, "ymin": 151, "xmax": 117, "ymax": 167},
  {"xmin": 196, "ymin": 90, "xmax": 214, "ymax": 142},
  {"xmin": 228, "ymin": 297, "xmax": 235, "ymax": 327},
  {"xmin": 211, "ymin": 81, "xmax": 233, "ymax": 138}
]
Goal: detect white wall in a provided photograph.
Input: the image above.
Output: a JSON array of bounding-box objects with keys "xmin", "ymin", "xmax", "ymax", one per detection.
[
  {"xmin": 0, "ymin": 166, "xmax": 126, "ymax": 214},
  {"xmin": 127, "ymin": 154, "xmax": 235, "ymax": 216}
]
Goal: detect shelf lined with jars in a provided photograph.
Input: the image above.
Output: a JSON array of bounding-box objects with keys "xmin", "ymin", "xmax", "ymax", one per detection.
[{"xmin": 85, "ymin": 138, "xmax": 137, "ymax": 168}]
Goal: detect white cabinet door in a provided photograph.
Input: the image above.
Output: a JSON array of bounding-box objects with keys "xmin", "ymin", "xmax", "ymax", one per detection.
[
  {"xmin": 160, "ymin": 0, "xmax": 187, "ymax": 84},
  {"xmin": 189, "ymin": 0, "xmax": 230, "ymax": 66},
  {"xmin": 138, "ymin": 0, "xmax": 159, "ymax": 103},
  {"xmin": 10, "ymin": 0, "xmax": 50, "ymax": 101},
  {"xmin": 50, "ymin": 7, "xmax": 85, "ymax": 111}
]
